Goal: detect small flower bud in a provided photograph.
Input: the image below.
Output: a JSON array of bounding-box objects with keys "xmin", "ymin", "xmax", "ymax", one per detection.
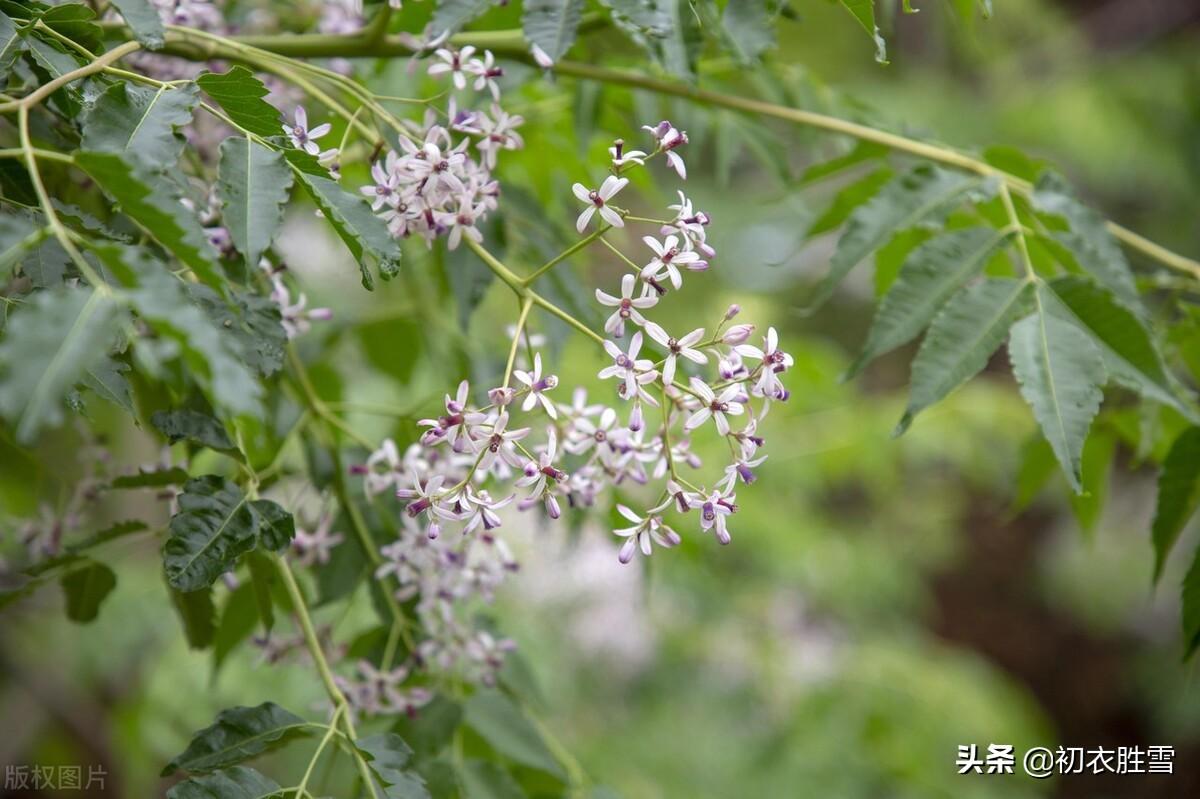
[
  {"xmin": 724, "ymin": 304, "xmax": 741, "ymax": 320},
  {"xmin": 722, "ymin": 324, "xmax": 755, "ymax": 345},
  {"xmin": 629, "ymin": 402, "xmax": 644, "ymax": 432},
  {"xmin": 488, "ymin": 386, "xmax": 515, "ymax": 406}
]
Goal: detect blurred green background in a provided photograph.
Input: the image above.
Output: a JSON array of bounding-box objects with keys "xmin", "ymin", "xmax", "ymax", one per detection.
[{"xmin": 3, "ymin": 1, "xmax": 1200, "ymax": 797}]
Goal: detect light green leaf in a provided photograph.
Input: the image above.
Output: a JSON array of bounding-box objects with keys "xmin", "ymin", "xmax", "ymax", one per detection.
[
  {"xmin": 110, "ymin": 0, "xmax": 165, "ymax": 49},
  {"xmin": 75, "ymin": 151, "xmax": 222, "ymax": 289},
  {"xmin": 847, "ymin": 227, "xmax": 1010, "ymax": 378},
  {"xmin": 162, "ymin": 702, "xmax": 308, "ymax": 776},
  {"xmin": 1008, "ymin": 289, "xmax": 1107, "ymax": 493},
  {"xmin": 430, "ymin": 0, "xmax": 494, "ymax": 36},
  {"xmin": 217, "ymin": 137, "xmax": 292, "ymax": 270},
  {"xmin": 463, "ymin": 690, "xmax": 564, "ymax": 779},
  {"xmin": 151, "ymin": 408, "xmax": 238, "ymax": 453},
  {"xmin": 391, "ymin": 695, "xmax": 463, "ymax": 759},
  {"xmin": 60, "ymin": 560, "xmax": 117, "ymax": 623},
  {"xmin": 196, "ymin": 67, "xmax": 282, "ymax": 138},
  {"xmin": 163, "ymin": 475, "xmax": 258, "ymax": 592},
  {"xmin": 1152, "ymin": 427, "xmax": 1200, "ymax": 583},
  {"xmin": 0, "ymin": 286, "xmax": 123, "ymax": 442},
  {"xmin": 170, "ymin": 584, "xmax": 216, "ymax": 650},
  {"xmin": 838, "ymin": 0, "xmax": 887, "ymax": 63},
  {"xmin": 896, "ymin": 278, "xmax": 1033, "ymax": 435},
  {"xmin": 1045, "ymin": 276, "xmax": 1194, "ymax": 418},
  {"xmin": 1067, "ymin": 428, "xmax": 1116, "ymax": 536},
  {"xmin": 165, "ymin": 766, "xmax": 283, "ymax": 799},
  {"xmin": 82, "ymin": 82, "xmax": 199, "ymax": 171},
  {"xmin": 800, "ymin": 141, "xmax": 889, "ymax": 186},
  {"xmin": 522, "ymin": 0, "xmax": 585, "ymax": 63},
  {"xmin": 457, "ymin": 760, "xmax": 527, "ymax": 799},
  {"xmin": 82, "ymin": 356, "xmax": 134, "ymax": 415},
  {"xmin": 357, "ymin": 733, "xmax": 431, "ymax": 799},
  {"xmin": 286, "ymin": 151, "xmax": 401, "ymax": 290},
  {"xmin": 807, "ymin": 166, "xmax": 894, "ymax": 238},
  {"xmin": 721, "ymin": 0, "xmax": 776, "ymax": 64},
  {"xmin": 807, "ymin": 166, "xmax": 981, "ymax": 310}
]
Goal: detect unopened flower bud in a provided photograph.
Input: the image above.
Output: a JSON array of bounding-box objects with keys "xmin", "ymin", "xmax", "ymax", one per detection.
[
  {"xmin": 488, "ymin": 386, "xmax": 515, "ymax": 406},
  {"xmin": 722, "ymin": 324, "xmax": 755, "ymax": 345},
  {"xmin": 724, "ymin": 304, "xmax": 741, "ymax": 320}
]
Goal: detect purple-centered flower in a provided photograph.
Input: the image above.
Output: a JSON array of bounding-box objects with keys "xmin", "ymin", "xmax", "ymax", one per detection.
[
  {"xmin": 612, "ymin": 505, "xmax": 681, "ymax": 564},
  {"xmin": 361, "ymin": 157, "xmax": 401, "ymax": 210},
  {"xmin": 644, "ymin": 322, "xmax": 707, "ymax": 386},
  {"xmin": 643, "ymin": 120, "xmax": 689, "ymax": 179},
  {"xmin": 419, "ymin": 380, "xmax": 488, "ymax": 452},
  {"xmin": 513, "ymin": 353, "xmax": 560, "ymax": 418},
  {"xmin": 565, "ymin": 406, "xmax": 620, "ymax": 456},
  {"xmin": 396, "ymin": 467, "xmax": 449, "ymax": 521},
  {"xmin": 572, "ymin": 175, "xmax": 628, "ymax": 233},
  {"xmin": 468, "ymin": 50, "xmax": 504, "ymax": 101},
  {"xmin": 461, "ymin": 488, "xmax": 514, "ymax": 535},
  {"xmin": 735, "ymin": 326, "xmax": 793, "ymax": 399},
  {"xmin": 722, "ymin": 455, "xmax": 768, "ymax": 490},
  {"xmin": 283, "ymin": 106, "xmax": 332, "ymax": 155},
  {"xmin": 609, "ymin": 138, "xmax": 648, "ymax": 169},
  {"xmin": 595, "ymin": 273, "xmax": 658, "ymax": 338},
  {"xmin": 291, "ymin": 512, "xmax": 344, "ymax": 567},
  {"xmin": 515, "ymin": 430, "xmax": 566, "ymax": 516},
  {"xmin": 475, "ymin": 105, "xmax": 524, "ymax": 169},
  {"xmin": 640, "ymin": 235, "xmax": 701, "ymax": 291},
  {"xmin": 427, "ymin": 46, "xmax": 478, "ymax": 90},
  {"xmin": 472, "ymin": 411, "xmax": 530, "ymax": 472},
  {"xmin": 684, "ymin": 377, "xmax": 745, "ymax": 436},
  {"xmin": 598, "ymin": 332, "xmax": 657, "ymax": 399},
  {"xmin": 692, "ymin": 488, "xmax": 737, "ymax": 545}
]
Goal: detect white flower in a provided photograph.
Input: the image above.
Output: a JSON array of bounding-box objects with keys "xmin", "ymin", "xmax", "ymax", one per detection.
[
  {"xmin": 609, "ymin": 138, "xmax": 648, "ymax": 169},
  {"xmin": 693, "ymin": 489, "xmax": 736, "ymax": 545},
  {"xmin": 595, "ymin": 273, "xmax": 658, "ymax": 337},
  {"xmin": 644, "ymin": 323, "xmax": 707, "ymax": 386},
  {"xmin": 427, "ymin": 46, "xmax": 477, "ymax": 90},
  {"xmin": 283, "ymin": 106, "xmax": 332, "ymax": 155},
  {"xmin": 572, "ymin": 175, "xmax": 627, "ymax": 233},
  {"xmin": 473, "ymin": 411, "xmax": 530, "ymax": 472},
  {"xmin": 468, "ymin": 50, "xmax": 504, "ymax": 101},
  {"xmin": 598, "ymin": 332, "xmax": 657, "ymax": 398},
  {"xmin": 461, "ymin": 488, "xmax": 514, "ymax": 535},
  {"xmin": 513, "ymin": 353, "xmax": 559, "ymax": 418},
  {"xmin": 684, "ymin": 377, "xmax": 745, "ymax": 435},
  {"xmin": 612, "ymin": 505, "xmax": 681, "ymax": 564},
  {"xmin": 640, "ymin": 235, "xmax": 701, "ymax": 291},
  {"xmin": 735, "ymin": 326, "xmax": 793, "ymax": 399},
  {"xmin": 644, "ymin": 120, "xmax": 688, "ymax": 179}
]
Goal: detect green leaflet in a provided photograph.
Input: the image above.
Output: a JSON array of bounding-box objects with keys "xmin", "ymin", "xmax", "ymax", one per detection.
[
  {"xmin": 82, "ymin": 356, "xmax": 134, "ymax": 415},
  {"xmin": 356, "ymin": 733, "xmax": 431, "ymax": 799},
  {"xmin": 806, "ymin": 165, "xmax": 981, "ymax": 311},
  {"xmin": 0, "ymin": 286, "xmax": 123, "ymax": 442},
  {"xmin": 60, "ymin": 560, "xmax": 117, "ymax": 623},
  {"xmin": 1044, "ymin": 276, "xmax": 1196, "ymax": 420},
  {"xmin": 163, "ymin": 702, "xmax": 309, "ymax": 776},
  {"xmin": 598, "ymin": 0, "xmax": 697, "ymax": 78},
  {"xmin": 463, "ymin": 690, "xmax": 565, "ymax": 779},
  {"xmin": 212, "ymin": 582, "xmax": 258, "ymax": 673},
  {"xmin": 110, "ymin": 467, "xmax": 190, "ymax": 489},
  {"xmin": 838, "ymin": 0, "xmax": 887, "ymax": 63},
  {"xmin": 286, "ymin": 151, "xmax": 401, "ymax": 290},
  {"xmin": 24, "ymin": 36, "xmax": 83, "ymax": 117},
  {"xmin": 163, "ymin": 476, "xmax": 260, "ymax": 591},
  {"xmin": 91, "ymin": 244, "xmax": 263, "ymax": 417},
  {"xmin": 846, "ymin": 227, "xmax": 1011, "ymax": 379},
  {"xmin": 170, "ymin": 584, "xmax": 216, "ymax": 649},
  {"xmin": 217, "ymin": 137, "xmax": 293, "ymax": 271},
  {"xmin": 165, "ymin": 766, "xmax": 283, "ymax": 799},
  {"xmin": 250, "ymin": 499, "xmax": 295, "ymax": 552},
  {"xmin": 800, "ymin": 141, "xmax": 890, "ymax": 186},
  {"xmin": 151, "ymin": 408, "xmax": 238, "ymax": 453},
  {"xmin": 109, "ymin": 0, "xmax": 165, "ymax": 49},
  {"xmin": 1151, "ymin": 427, "xmax": 1200, "ymax": 583},
  {"xmin": 0, "ymin": 10, "xmax": 23, "ymax": 73},
  {"xmin": 196, "ymin": 68, "xmax": 282, "ymax": 138},
  {"xmin": 896, "ymin": 277, "xmax": 1033, "ymax": 436},
  {"xmin": 522, "ymin": 0, "xmax": 585, "ymax": 63},
  {"xmin": 37, "ymin": 3, "xmax": 103, "ymax": 53},
  {"xmin": 720, "ymin": 0, "xmax": 776, "ymax": 65},
  {"xmin": 456, "ymin": 760, "xmax": 526, "ymax": 799},
  {"xmin": 807, "ymin": 166, "xmax": 895, "ymax": 237},
  {"xmin": 1008, "ymin": 287, "xmax": 1107, "ymax": 494},
  {"xmin": 1032, "ymin": 174, "xmax": 1139, "ymax": 307},
  {"xmin": 75, "ymin": 151, "xmax": 223, "ymax": 290},
  {"xmin": 1184, "ymin": 543, "xmax": 1200, "ymax": 659},
  {"xmin": 0, "ymin": 213, "xmax": 46, "ymax": 282},
  {"xmin": 187, "ymin": 284, "xmax": 287, "ymax": 378},
  {"xmin": 430, "ymin": 0, "xmax": 494, "ymax": 37},
  {"xmin": 82, "ymin": 82, "xmax": 199, "ymax": 170}
]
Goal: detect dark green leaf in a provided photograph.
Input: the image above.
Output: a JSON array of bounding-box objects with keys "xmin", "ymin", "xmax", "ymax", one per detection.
[
  {"xmin": 163, "ymin": 702, "xmax": 309, "ymax": 776},
  {"xmin": 152, "ymin": 408, "xmax": 237, "ymax": 452},
  {"xmin": 0, "ymin": 213, "xmax": 43, "ymax": 280},
  {"xmin": 457, "ymin": 760, "xmax": 527, "ymax": 799},
  {"xmin": 217, "ymin": 138, "xmax": 293, "ymax": 270},
  {"xmin": 391, "ymin": 695, "xmax": 462, "ymax": 759},
  {"xmin": 213, "ymin": 582, "xmax": 258, "ymax": 673},
  {"xmin": 37, "ymin": 4, "xmax": 102, "ymax": 52},
  {"xmin": 800, "ymin": 141, "xmax": 889, "ymax": 186},
  {"xmin": 430, "ymin": 0, "xmax": 494, "ymax": 36},
  {"xmin": 82, "ymin": 82, "xmax": 199, "ymax": 170},
  {"xmin": 165, "ymin": 766, "xmax": 283, "ymax": 799},
  {"xmin": 163, "ymin": 476, "xmax": 258, "ymax": 591},
  {"xmin": 171, "ymin": 584, "xmax": 216, "ymax": 649},
  {"xmin": 0, "ymin": 10, "xmax": 23, "ymax": 73},
  {"xmin": 463, "ymin": 690, "xmax": 564, "ymax": 779},
  {"xmin": 110, "ymin": 0, "xmax": 165, "ymax": 49},
  {"xmin": 1152, "ymin": 427, "xmax": 1200, "ymax": 582},
  {"xmin": 196, "ymin": 68, "xmax": 282, "ymax": 138},
  {"xmin": 75, "ymin": 152, "xmax": 223, "ymax": 289},
  {"xmin": 896, "ymin": 278, "xmax": 1033, "ymax": 435},
  {"xmin": 187, "ymin": 284, "xmax": 287, "ymax": 378},
  {"xmin": 846, "ymin": 227, "xmax": 1010, "ymax": 378},
  {"xmin": 244, "ymin": 550, "xmax": 276, "ymax": 633},
  {"xmin": 286, "ymin": 151, "xmax": 401, "ymax": 290},
  {"xmin": 249, "ymin": 500, "xmax": 294, "ymax": 551},
  {"xmin": 522, "ymin": 0, "xmax": 585, "ymax": 63},
  {"xmin": 59, "ymin": 560, "xmax": 117, "ymax": 623},
  {"xmin": 0, "ymin": 286, "xmax": 123, "ymax": 442},
  {"xmin": 25, "ymin": 37, "xmax": 84, "ymax": 117},
  {"xmin": 110, "ymin": 466, "xmax": 190, "ymax": 489},
  {"xmin": 721, "ymin": 0, "xmax": 775, "ymax": 64},
  {"xmin": 357, "ymin": 733, "xmax": 431, "ymax": 799},
  {"xmin": 1183, "ymin": 544, "xmax": 1200, "ymax": 659},
  {"xmin": 1008, "ymin": 288, "xmax": 1107, "ymax": 493}
]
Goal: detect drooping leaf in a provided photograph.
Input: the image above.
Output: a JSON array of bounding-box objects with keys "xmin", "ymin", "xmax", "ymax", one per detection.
[
  {"xmin": 213, "ymin": 582, "xmax": 258, "ymax": 674},
  {"xmin": 74, "ymin": 152, "xmax": 223, "ymax": 289},
  {"xmin": 286, "ymin": 151, "xmax": 401, "ymax": 290},
  {"xmin": 163, "ymin": 476, "xmax": 258, "ymax": 592},
  {"xmin": 109, "ymin": 0, "xmax": 165, "ymax": 49},
  {"xmin": 1032, "ymin": 174, "xmax": 1138, "ymax": 307},
  {"xmin": 244, "ymin": 550, "xmax": 276, "ymax": 633},
  {"xmin": 1045, "ymin": 276, "xmax": 1194, "ymax": 419},
  {"xmin": 162, "ymin": 702, "xmax": 309, "ymax": 776},
  {"xmin": 430, "ymin": 0, "xmax": 494, "ymax": 36},
  {"xmin": 217, "ymin": 137, "xmax": 293, "ymax": 270},
  {"xmin": 838, "ymin": 0, "xmax": 887, "ymax": 63},
  {"xmin": 0, "ymin": 286, "xmax": 123, "ymax": 442},
  {"xmin": 196, "ymin": 67, "xmax": 282, "ymax": 138},
  {"xmin": 463, "ymin": 690, "xmax": 564, "ymax": 779},
  {"xmin": 896, "ymin": 278, "xmax": 1033, "ymax": 435},
  {"xmin": 807, "ymin": 166, "xmax": 981, "ymax": 310},
  {"xmin": 721, "ymin": 0, "xmax": 776, "ymax": 64},
  {"xmin": 457, "ymin": 760, "xmax": 528, "ymax": 799},
  {"xmin": 170, "ymin": 584, "xmax": 216, "ymax": 649},
  {"xmin": 846, "ymin": 227, "xmax": 1010, "ymax": 378},
  {"xmin": 1152, "ymin": 427, "xmax": 1200, "ymax": 583},
  {"xmin": 110, "ymin": 466, "xmax": 190, "ymax": 489},
  {"xmin": 522, "ymin": 0, "xmax": 585, "ymax": 63},
  {"xmin": 1183, "ymin": 544, "xmax": 1200, "ymax": 659},
  {"xmin": 152, "ymin": 408, "xmax": 238, "ymax": 453},
  {"xmin": 1008, "ymin": 290, "xmax": 1107, "ymax": 493},
  {"xmin": 249, "ymin": 500, "xmax": 294, "ymax": 551},
  {"xmin": 82, "ymin": 356, "xmax": 134, "ymax": 415},
  {"xmin": 165, "ymin": 766, "xmax": 283, "ymax": 799},
  {"xmin": 59, "ymin": 560, "xmax": 117, "ymax": 623},
  {"xmin": 356, "ymin": 733, "xmax": 431, "ymax": 799},
  {"xmin": 1067, "ymin": 427, "xmax": 1116, "ymax": 536},
  {"xmin": 187, "ymin": 284, "xmax": 287, "ymax": 378},
  {"xmin": 82, "ymin": 82, "xmax": 199, "ymax": 171}
]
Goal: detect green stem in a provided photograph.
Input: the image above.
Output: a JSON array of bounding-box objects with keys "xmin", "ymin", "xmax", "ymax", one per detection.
[
  {"xmin": 504, "ymin": 297, "xmax": 535, "ymax": 388},
  {"xmin": 523, "ymin": 225, "xmax": 610, "ymax": 286}
]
